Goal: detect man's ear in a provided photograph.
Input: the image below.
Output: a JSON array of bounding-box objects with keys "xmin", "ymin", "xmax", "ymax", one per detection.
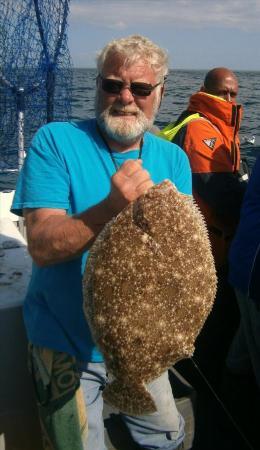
[
  {"xmin": 158, "ymin": 85, "xmax": 165, "ymax": 109},
  {"xmin": 200, "ymin": 85, "xmax": 205, "ymax": 92},
  {"xmin": 161, "ymin": 84, "xmax": 165, "ymax": 97}
]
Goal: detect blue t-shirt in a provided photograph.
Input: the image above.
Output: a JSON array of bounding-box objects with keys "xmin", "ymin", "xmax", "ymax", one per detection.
[
  {"xmin": 12, "ymin": 119, "xmax": 192, "ymax": 361},
  {"xmin": 229, "ymin": 155, "xmax": 260, "ymax": 301}
]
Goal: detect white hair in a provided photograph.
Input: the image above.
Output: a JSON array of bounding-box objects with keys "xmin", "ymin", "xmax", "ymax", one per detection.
[{"xmin": 96, "ymin": 34, "xmax": 169, "ymax": 82}]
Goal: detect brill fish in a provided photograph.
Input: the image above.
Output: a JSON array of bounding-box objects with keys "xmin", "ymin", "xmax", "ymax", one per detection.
[{"xmin": 83, "ymin": 180, "xmax": 217, "ymax": 415}]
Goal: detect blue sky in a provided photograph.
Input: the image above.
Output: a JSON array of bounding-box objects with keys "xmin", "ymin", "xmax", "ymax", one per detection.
[{"xmin": 68, "ymin": 0, "xmax": 260, "ymax": 71}]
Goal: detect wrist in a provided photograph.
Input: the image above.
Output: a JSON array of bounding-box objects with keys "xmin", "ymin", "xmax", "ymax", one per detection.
[{"xmin": 102, "ymin": 195, "xmax": 119, "ymax": 220}]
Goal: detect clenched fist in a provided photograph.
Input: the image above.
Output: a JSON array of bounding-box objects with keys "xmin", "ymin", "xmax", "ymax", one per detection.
[{"xmin": 106, "ymin": 159, "xmax": 154, "ymax": 216}]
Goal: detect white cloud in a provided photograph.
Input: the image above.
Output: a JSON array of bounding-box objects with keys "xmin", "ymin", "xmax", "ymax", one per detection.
[
  {"xmin": 107, "ymin": 21, "xmax": 128, "ymax": 30},
  {"xmin": 70, "ymin": 0, "xmax": 260, "ymax": 32}
]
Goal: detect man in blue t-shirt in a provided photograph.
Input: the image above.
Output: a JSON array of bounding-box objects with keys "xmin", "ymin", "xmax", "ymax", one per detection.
[{"xmin": 12, "ymin": 35, "xmax": 191, "ymax": 450}]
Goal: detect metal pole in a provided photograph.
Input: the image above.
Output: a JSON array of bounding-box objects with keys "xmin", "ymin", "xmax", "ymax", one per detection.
[
  {"xmin": 17, "ymin": 87, "xmax": 25, "ymax": 171},
  {"xmin": 16, "ymin": 87, "xmax": 26, "ymax": 235}
]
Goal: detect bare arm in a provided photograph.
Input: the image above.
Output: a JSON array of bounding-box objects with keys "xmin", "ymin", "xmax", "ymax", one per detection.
[{"xmin": 25, "ymin": 159, "xmax": 153, "ymax": 267}]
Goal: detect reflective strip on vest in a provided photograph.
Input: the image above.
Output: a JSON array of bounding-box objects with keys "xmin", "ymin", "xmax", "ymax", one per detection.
[{"xmin": 158, "ymin": 113, "xmax": 201, "ymax": 141}]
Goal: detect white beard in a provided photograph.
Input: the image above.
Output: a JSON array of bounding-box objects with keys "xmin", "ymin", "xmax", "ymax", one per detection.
[{"xmin": 95, "ymin": 96, "xmax": 160, "ymax": 146}]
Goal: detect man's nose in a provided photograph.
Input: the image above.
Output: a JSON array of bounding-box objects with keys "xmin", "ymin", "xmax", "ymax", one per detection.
[
  {"xmin": 226, "ymin": 92, "xmax": 231, "ymax": 102},
  {"xmin": 119, "ymin": 86, "xmax": 134, "ymax": 103}
]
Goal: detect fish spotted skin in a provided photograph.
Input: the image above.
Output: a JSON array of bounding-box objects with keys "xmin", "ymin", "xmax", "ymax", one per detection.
[{"xmin": 83, "ymin": 180, "xmax": 217, "ymax": 415}]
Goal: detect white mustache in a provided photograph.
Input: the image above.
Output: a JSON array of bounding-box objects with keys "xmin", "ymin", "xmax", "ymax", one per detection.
[{"xmin": 110, "ymin": 106, "xmax": 140, "ymax": 115}]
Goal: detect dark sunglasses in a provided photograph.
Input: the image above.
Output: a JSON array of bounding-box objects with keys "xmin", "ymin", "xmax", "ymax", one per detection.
[{"xmin": 97, "ymin": 75, "xmax": 163, "ymax": 97}]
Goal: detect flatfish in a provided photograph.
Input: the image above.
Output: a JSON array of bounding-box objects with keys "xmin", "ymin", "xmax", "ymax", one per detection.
[{"xmin": 83, "ymin": 180, "xmax": 217, "ymax": 415}]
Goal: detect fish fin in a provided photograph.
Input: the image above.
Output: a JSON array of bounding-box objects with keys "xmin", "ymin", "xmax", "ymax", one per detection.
[{"xmin": 103, "ymin": 379, "xmax": 156, "ymax": 415}]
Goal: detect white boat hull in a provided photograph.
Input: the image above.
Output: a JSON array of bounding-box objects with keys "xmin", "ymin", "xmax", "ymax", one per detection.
[{"xmin": 0, "ymin": 216, "xmax": 43, "ymax": 450}]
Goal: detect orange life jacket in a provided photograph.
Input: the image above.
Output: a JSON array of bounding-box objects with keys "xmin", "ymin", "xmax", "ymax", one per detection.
[
  {"xmin": 185, "ymin": 92, "xmax": 242, "ymax": 173},
  {"xmin": 162, "ymin": 92, "xmax": 244, "ymax": 269}
]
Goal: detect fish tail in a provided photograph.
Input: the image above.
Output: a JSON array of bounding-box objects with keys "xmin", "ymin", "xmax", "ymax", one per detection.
[{"xmin": 103, "ymin": 379, "xmax": 156, "ymax": 415}]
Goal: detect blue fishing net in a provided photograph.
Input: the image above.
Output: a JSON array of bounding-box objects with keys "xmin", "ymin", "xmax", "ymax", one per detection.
[{"xmin": 0, "ymin": 0, "xmax": 72, "ymax": 170}]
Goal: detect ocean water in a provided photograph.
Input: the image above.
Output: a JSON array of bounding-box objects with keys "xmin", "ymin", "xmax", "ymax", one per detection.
[{"xmin": 1, "ymin": 68, "xmax": 260, "ymax": 191}]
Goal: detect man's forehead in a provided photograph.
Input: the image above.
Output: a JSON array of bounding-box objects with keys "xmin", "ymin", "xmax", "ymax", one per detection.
[
  {"xmin": 218, "ymin": 76, "xmax": 238, "ymax": 90},
  {"xmin": 102, "ymin": 54, "xmax": 151, "ymax": 73}
]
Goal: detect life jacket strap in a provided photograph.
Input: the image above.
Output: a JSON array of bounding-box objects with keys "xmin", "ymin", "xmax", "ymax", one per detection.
[{"xmin": 158, "ymin": 113, "xmax": 201, "ymax": 141}]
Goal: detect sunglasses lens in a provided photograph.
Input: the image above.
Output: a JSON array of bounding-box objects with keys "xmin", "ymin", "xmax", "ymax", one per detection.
[
  {"xmin": 131, "ymin": 83, "xmax": 153, "ymax": 96},
  {"xmin": 101, "ymin": 79, "xmax": 123, "ymax": 94},
  {"xmin": 100, "ymin": 77, "xmax": 158, "ymax": 97}
]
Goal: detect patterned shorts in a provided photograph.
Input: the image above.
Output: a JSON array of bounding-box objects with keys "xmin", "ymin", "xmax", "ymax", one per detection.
[{"xmin": 28, "ymin": 344, "xmax": 88, "ymax": 450}]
